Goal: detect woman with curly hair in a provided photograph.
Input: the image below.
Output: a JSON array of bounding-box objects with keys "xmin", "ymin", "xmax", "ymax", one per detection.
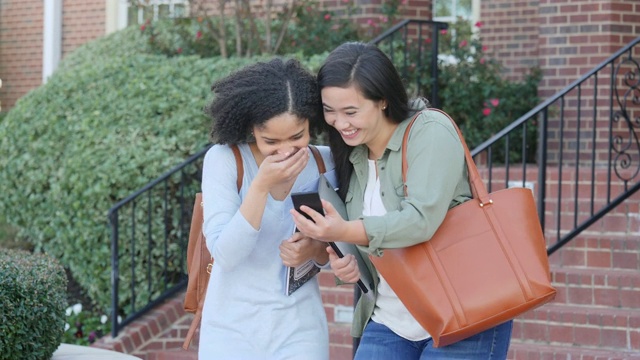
[{"xmin": 198, "ymin": 58, "xmax": 332, "ymax": 359}]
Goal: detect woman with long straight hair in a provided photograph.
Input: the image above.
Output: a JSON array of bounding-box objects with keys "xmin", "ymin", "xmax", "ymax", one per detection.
[{"xmin": 292, "ymin": 42, "xmax": 512, "ymax": 359}]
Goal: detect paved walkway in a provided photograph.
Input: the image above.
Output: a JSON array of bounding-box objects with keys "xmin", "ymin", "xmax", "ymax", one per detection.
[{"xmin": 53, "ymin": 344, "xmax": 141, "ymax": 359}]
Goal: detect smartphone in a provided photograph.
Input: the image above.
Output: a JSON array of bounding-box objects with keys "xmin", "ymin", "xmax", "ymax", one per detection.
[{"xmin": 291, "ymin": 191, "xmax": 323, "ymax": 222}]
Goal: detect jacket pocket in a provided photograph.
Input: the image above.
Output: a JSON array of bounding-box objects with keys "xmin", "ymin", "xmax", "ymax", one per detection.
[{"xmin": 394, "ymin": 183, "xmax": 405, "ymax": 197}]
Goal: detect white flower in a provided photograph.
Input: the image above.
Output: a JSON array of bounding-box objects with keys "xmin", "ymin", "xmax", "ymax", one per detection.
[
  {"xmin": 117, "ymin": 315, "xmax": 122, "ymax": 324},
  {"xmin": 100, "ymin": 315, "xmax": 108, "ymax": 324},
  {"xmin": 65, "ymin": 307, "xmax": 72, "ymax": 317},
  {"xmin": 65, "ymin": 323, "xmax": 70, "ymax": 331},
  {"xmin": 72, "ymin": 303, "xmax": 82, "ymax": 315}
]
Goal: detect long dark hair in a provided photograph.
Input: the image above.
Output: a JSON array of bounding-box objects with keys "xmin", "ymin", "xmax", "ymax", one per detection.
[{"xmin": 317, "ymin": 42, "xmax": 412, "ymax": 200}]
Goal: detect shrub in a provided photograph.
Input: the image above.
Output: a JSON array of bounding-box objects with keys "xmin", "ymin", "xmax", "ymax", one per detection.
[
  {"xmin": 436, "ymin": 20, "xmax": 541, "ymax": 162},
  {"xmin": 0, "ymin": 26, "xmax": 326, "ymax": 318},
  {"xmin": 378, "ymin": 19, "xmax": 541, "ymax": 162},
  {"xmin": 136, "ymin": 0, "xmax": 361, "ymax": 58},
  {"xmin": 277, "ymin": 0, "xmax": 361, "ymax": 56},
  {"xmin": 0, "ymin": 249, "xmax": 67, "ymax": 360}
]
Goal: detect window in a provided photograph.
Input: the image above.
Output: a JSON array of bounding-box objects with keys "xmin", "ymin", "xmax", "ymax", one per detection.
[
  {"xmin": 433, "ymin": 0, "xmax": 479, "ymax": 24},
  {"xmin": 126, "ymin": 0, "xmax": 189, "ymax": 26}
]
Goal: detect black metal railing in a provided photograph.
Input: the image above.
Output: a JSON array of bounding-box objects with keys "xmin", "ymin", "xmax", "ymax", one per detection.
[
  {"xmin": 371, "ymin": 19, "xmax": 448, "ymax": 109},
  {"xmin": 108, "ymin": 145, "xmax": 211, "ymax": 337},
  {"xmin": 470, "ymin": 36, "xmax": 640, "ymax": 255}
]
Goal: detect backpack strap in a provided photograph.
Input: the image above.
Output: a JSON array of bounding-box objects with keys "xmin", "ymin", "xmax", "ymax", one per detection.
[
  {"xmin": 231, "ymin": 144, "xmax": 243, "ymax": 192},
  {"xmin": 184, "ymin": 144, "xmax": 243, "ymax": 350},
  {"xmin": 309, "ymin": 145, "xmax": 325, "ymax": 174}
]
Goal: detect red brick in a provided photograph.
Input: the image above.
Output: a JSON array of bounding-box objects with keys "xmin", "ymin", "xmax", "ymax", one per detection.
[
  {"xmin": 600, "ymin": 329, "xmax": 628, "ymax": 348},
  {"xmin": 548, "ymin": 324, "xmax": 573, "ymax": 344},
  {"xmin": 573, "ymin": 326, "xmax": 600, "ymax": 346}
]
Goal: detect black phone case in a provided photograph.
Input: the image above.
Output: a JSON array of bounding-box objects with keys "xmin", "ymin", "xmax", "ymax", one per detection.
[{"xmin": 291, "ymin": 191, "xmax": 323, "ymax": 221}]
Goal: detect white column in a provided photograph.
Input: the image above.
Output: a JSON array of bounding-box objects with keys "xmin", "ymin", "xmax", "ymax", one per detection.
[
  {"xmin": 106, "ymin": 0, "xmax": 129, "ymax": 34},
  {"xmin": 42, "ymin": 0, "xmax": 63, "ymax": 83},
  {"xmin": 118, "ymin": 0, "xmax": 129, "ymax": 29}
]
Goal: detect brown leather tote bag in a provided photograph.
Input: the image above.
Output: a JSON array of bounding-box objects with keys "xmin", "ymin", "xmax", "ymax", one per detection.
[{"xmin": 369, "ymin": 109, "xmax": 556, "ymax": 348}]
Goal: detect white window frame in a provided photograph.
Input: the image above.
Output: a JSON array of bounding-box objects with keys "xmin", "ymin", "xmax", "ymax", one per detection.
[
  {"xmin": 114, "ymin": 0, "xmax": 189, "ymax": 30},
  {"xmin": 433, "ymin": 0, "xmax": 480, "ymax": 25}
]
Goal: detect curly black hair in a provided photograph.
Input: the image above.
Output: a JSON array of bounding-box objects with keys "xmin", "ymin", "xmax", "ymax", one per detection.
[{"xmin": 205, "ymin": 58, "xmax": 325, "ymax": 144}]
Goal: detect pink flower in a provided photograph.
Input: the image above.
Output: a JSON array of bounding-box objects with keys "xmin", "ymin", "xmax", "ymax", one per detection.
[
  {"xmin": 401, "ymin": 0, "xmax": 408, "ymax": 4},
  {"xmin": 480, "ymin": 58, "xmax": 486, "ymax": 64},
  {"xmin": 196, "ymin": 31, "xmax": 202, "ymax": 39},
  {"xmin": 176, "ymin": 48, "xmax": 182, "ymax": 54},
  {"xmin": 482, "ymin": 108, "xmax": 491, "ymax": 116},
  {"xmin": 440, "ymin": 29, "xmax": 448, "ymax": 35},
  {"xmin": 379, "ymin": 15, "xmax": 388, "ymax": 23},
  {"xmin": 424, "ymin": 38, "xmax": 432, "ymax": 44},
  {"xmin": 459, "ymin": 40, "xmax": 468, "ymax": 47},
  {"xmin": 324, "ymin": 14, "xmax": 331, "ymax": 20},
  {"xmin": 140, "ymin": 24, "xmax": 146, "ymax": 32},
  {"xmin": 475, "ymin": 21, "xmax": 483, "ymax": 28},
  {"xmin": 482, "ymin": 45, "xmax": 488, "ymax": 52},
  {"xmin": 490, "ymin": 98, "xmax": 500, "ymax": 107},
  {"xmin": 367, "ymin": 19, "xmax": 376, "ymax": 27}
]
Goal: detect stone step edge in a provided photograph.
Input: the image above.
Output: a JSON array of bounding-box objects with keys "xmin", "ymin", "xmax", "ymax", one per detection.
[
  {"xmin": 522, "ymin": 302, "xmax": 640, "ymax": 320},
  {"xmin": 509, "ymin": 341, "xmax": 640, "ymax": 358}
]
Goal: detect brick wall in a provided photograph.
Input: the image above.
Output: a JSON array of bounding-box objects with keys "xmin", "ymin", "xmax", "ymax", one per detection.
[
  {"xmin": 61, "ymin": 0, "xmax": 106, "ymax": 57},
  {"xmin": 0, "ymin": 0, "xmax": 44, "ymax": 109},
  {"xmin": 479, "ymin": 0, "xmax": 540, "ymax": 82},
  {"xmin": 480, "ymin": 0, "xmax": 640, "ymax": 167},
  {"xmin": 0, "ymin": 0, "xmax": 107, "ymax": 110},
  {"xmin": 536, "ymin": 0, "xmax": 639, "ymax": 98}
]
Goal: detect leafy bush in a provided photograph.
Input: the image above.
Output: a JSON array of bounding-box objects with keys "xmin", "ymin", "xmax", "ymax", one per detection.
[
  {"xmin": 137, "ymin": 0, "xmax": 361, "ymax": 58},
  {"xmin": 377, "ymin": 19, "xmax": 541, "ymax": 162},
  {"xmin": 436, "ymin": 20, "xmax": 541, "ymax": 162},
  {"xmin": 0, "ymin": 249, "xmax": 67, "ymax": 360},
  {"xmin": 0, "ymin": 25, "xmax": 327, "ymax": 319},
  {"xmin": 277, "ymin": 0, "xmax": 361, "ymax": 56}
]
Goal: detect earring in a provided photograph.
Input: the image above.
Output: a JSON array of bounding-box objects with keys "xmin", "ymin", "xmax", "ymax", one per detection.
[{"xmin": 382, "ymin": 106, "xmax": 387, "ymax": 110}]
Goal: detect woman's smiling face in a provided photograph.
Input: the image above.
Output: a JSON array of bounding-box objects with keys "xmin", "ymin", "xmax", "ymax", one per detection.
[{"xmin": 321, "ymin": 85, "xmax": 389, "ymax": 151}]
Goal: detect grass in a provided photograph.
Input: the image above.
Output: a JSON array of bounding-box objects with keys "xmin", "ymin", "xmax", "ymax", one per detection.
[{"xmin": 0, "ymin": 219, "xmax": 31, "ymax": 251}]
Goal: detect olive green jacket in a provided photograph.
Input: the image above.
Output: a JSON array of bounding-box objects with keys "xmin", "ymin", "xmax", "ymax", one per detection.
[{"xmin": 346, "ymin": 106, "xmax": 472, "ymax": 338}]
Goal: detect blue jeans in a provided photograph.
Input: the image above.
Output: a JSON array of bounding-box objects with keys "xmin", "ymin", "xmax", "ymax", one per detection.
[{"xmin": 354, "ymin": 320, "xmax": 512, "ymax": 360}]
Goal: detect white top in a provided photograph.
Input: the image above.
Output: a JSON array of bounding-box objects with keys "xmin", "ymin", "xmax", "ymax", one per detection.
[
  {"xmin": 365, "ymin": 160, "xmax": 430, "ymax": 341},
  {"xmin": 198, "ymin": 143, "xmax": 331, "ymax": 360}
]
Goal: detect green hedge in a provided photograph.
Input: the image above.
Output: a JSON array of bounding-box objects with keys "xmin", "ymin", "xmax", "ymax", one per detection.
[
  {"xmin": 0, "ymin": 25, "xmax": 327, "ymax": 316},
  {"xmin": 0, "ymin": 249, "xmax": 67, "ymax": 360}
]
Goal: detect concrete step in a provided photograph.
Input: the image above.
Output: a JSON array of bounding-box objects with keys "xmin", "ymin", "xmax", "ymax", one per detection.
[
  {"xmin": 146, "ymin": 349, "xmax": 197, "ymax": 360},
  {"xmin": 513, "ymin": 303, "xmax": 640, "ymax": 351},
  {"xmin": 508, "ymin": 342, "xmax": 640, "ymax": 360}
]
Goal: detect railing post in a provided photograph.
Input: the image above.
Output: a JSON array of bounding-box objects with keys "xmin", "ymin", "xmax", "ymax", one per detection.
[
  {"xmin": 109, "ymin": 209, "xmax": 120, "ymax": 338},
  {"xmin": 537, "ymin": 109, "xmax": 548, "ymax": 231},
  {"xmin": 431, "ymin": 23, "xmax": 441, "ymax": 108}
]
